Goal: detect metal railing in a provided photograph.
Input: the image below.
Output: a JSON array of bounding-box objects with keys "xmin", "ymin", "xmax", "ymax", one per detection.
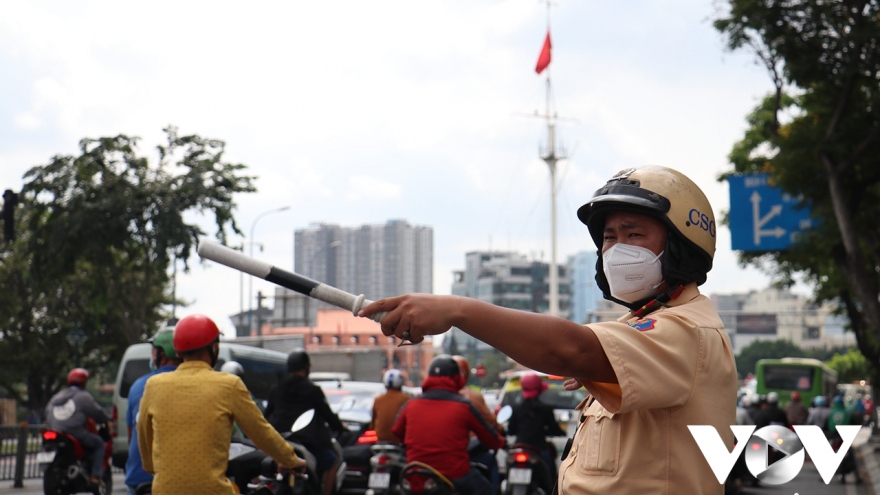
[{"xmin": 0, "ymin": 424, "xmax": 45, "ymax": 487}]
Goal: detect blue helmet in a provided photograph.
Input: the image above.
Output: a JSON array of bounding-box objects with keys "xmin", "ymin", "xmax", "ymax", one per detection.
[
  {"xmin": 814, "ymin": 396, "xmax": 827, "ymax": 407},
  {"xmin": 383, "ymin": 369, "xmax": 404, "ymax": 389}
]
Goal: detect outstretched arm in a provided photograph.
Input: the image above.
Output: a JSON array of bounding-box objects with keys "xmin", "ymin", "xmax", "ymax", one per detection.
[{"xmin": 360, "ymin": 294, "xmax": 616, "ymax": 383}]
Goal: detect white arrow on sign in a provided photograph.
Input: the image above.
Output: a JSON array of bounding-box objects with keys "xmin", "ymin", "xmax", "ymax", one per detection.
[{"xmin": 751, "ymin": 190, "xmax": 786, "ymax": 246}]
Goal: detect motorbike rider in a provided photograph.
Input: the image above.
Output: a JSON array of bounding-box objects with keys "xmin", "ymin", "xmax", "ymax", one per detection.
[
  {"xmin": 369, "ymin": 369, "xmax": 411, "ymax": 444},
  {"xmin": 754, "ymin": 391, "xmax": 790, "ymax": 428},
  {"xmin": 265, "ymin": 349, "xmax": 348, "ymax": 495},
  {"xmin": 508, "ymin": 372, "xmax": 566, "ymax": 486},
  {"xmin": 452, "ymin": 355, "xmax": 501, "ymax": 494},
  {"xmin": 784, "ymin": 391, "xmax": 809, "ymax": 426},
  {"xmin": 392, "ymin": 354, "xmax": 504, "ymax": 494},
  {"xmin": 137, "ymin": 314, "xmax": 306, "ymax": 495},
  {"xmin": 125, "ymin": 329, "xmax": 182, "ymax": 495},
  {"xmin": 45, "ymin": 368, "xmax": 111, "ymax": 486}
]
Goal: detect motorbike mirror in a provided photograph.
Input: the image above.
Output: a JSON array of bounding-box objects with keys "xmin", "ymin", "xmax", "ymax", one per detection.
[
  {"xmin": 496, "ymin": 405, "xmax": 513, "ymax": 424},
  {"xmin": 291, "ymin": 409, "xmax": 315, "ymax": 433}
]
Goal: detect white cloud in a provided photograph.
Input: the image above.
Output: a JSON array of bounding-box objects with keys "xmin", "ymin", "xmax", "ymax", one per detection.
[
  {"xmin": 14, "ymin": 112, "xmax": 41, "ymax": 130},
  {"xmin": 345, "ymin": 175, "xmax": 402, "ymax": 202}
]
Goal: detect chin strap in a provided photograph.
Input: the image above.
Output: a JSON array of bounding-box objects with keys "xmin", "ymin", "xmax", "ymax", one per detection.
[{"xmin": 632, "ymin": 284, "xmax": 686, "ymax": 319}]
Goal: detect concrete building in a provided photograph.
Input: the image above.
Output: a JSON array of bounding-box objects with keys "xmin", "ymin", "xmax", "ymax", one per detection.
[
  {"xmin": 712, "ymin": 287, "xmax": 856, "ymax": 354},
  {"xmin": 293, "ymin": 220, "xmax": 433, "ymax": 317},
  {"xmin": 259, "ymin": 309, "xmax": 434, "ymax": 385},
  {"xmin": 586, "ymin": 286, "xmax": 855, "ymax": 356},
  {"xmin": 446, "ymin": 251, "xmax": 571, "ymax": 358}
]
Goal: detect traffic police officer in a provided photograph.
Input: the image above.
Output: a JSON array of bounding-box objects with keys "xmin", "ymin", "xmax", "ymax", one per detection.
[{"xmin": 359, "ymin": 166, "xmax": 737, "ymax": 494}]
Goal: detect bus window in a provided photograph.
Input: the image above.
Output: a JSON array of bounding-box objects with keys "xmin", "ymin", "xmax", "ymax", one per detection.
[{"xmin": 763, "ymin": 365, "xmax": 813, "ymax": 391}]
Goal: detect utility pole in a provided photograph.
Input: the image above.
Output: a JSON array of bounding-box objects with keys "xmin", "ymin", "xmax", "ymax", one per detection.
[{"xmin": 256, "ymin": 291, "xmax": 264, "ymax": 337}]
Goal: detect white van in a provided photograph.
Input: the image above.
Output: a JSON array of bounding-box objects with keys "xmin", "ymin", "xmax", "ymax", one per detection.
[{"xmin": 111, "ymin": 341, "xmax": 289, "ymax": 468}]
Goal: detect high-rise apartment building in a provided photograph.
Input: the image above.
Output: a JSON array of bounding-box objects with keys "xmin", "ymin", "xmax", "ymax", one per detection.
[{"xmin": 294, "ymin": 220, "xmax": 433, "ymax": 299}]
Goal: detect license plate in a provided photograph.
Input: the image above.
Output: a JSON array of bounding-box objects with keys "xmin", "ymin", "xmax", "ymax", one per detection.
[
  {"xmin": 36, "ymin": 451, "xmax": 56, "ymax": 464},
  {"xmin": 368, "ymin": 472, "xmax": 391, "ymax": 489},
  {"xmin": 508, "ymin": 467, "xmax": 532, "ymax": 485}
]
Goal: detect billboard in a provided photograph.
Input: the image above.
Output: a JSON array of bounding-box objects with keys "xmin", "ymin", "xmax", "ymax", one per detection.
[{"xmin": 736, "ymin": 313, "xmax": 777, "ymax": 335}]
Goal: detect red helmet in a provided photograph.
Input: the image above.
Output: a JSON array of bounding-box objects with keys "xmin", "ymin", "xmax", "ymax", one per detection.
[
  {"xmin": 173, "ymin": 314, "xmax": 221, "ymax": 352},
  {"xmin": 791, "ymin": 391, "xmax": 801, "ymax": 401},
  {"xmin": 520, "ymin": 372, "xmax": 548, "ymax": 399},
  {"xmin": 67, "ymin": 368, "xmax": 89, "ymax": 387},
  {"xmin": 452, "ymin": 355, "xmax": 470, "ymax": 380}
]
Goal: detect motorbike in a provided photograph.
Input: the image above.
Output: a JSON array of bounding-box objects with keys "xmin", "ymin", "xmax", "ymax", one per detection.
[
  {"xmin": 364, "ymin": 442, "xmax": 407, "ymax": 495},
  {"xmin": 38, "ymin": 420, "xmax": 113, "ymax": 495},
  {"xmin": 398, "ymin": 461, "xmax": 457, "ymax": 495},
  {"xmin": 275, "ymin": 408, "xmax": 347, "ymax": 495},
  {"xmin": 133, "ymin": 410, "xmax": 323, "ymax": 495},
  {"xmin": 500, "ymin": 443, "xmax": 554, "ymax": 495}
]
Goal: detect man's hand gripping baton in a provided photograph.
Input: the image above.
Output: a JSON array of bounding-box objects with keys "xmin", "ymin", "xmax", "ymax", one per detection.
[{"xmin": 197, "ymin": 240, "xmax": 415, "ymax": 345}]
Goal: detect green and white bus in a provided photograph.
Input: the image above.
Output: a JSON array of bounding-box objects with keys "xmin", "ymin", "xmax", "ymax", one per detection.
[{"xmin": 755, "ymin": 357, "xmax": 838, "ymax": 407}]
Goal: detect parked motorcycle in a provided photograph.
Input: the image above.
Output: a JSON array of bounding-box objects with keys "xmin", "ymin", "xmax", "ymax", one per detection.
[
  {"xmin": 38, "ymin": 420, "xmax": 112, "ymax": 495},
  {"xmin": 364, "ymin": 442, "xmax": 407, "ymax": 495}
]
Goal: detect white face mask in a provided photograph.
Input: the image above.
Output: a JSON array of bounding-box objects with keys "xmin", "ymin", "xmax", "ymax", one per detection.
[{"xmin": 602, "ymin": 244, "xmax": 665, "ymax": 303}]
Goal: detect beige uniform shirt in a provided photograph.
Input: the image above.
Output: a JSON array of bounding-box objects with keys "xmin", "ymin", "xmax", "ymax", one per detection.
[
  {"xmin": 558, "ymin": 284, "xmax": 737, "ymax": 495},
  {"xmin": 138, "ymin": 361, "xmax": 302, "ymax": 495}
]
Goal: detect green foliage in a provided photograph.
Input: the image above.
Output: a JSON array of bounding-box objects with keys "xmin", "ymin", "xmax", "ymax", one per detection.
[
  {"xmin": 735, "ymin": 338, "xmax": 852, "ymax": 379},
  {"xmin": 714, "ymin": 0, "xmax": 880, "ymax": 385},
  {"xmin": 0, "ymin": 127, "xmax": 255, "ymax": 410},
  {"xmin": 736, "ymin": 339, "xmax": 806, "ymax": 379},
  {"xmin": 825, "ymin": 348, "xmax": 869, "ymax": 384}
]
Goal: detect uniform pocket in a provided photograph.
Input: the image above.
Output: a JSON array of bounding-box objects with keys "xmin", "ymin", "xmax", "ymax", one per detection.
[{"xmin": 577, "ymin": 402, "xmax": 620, "ymax": 475}]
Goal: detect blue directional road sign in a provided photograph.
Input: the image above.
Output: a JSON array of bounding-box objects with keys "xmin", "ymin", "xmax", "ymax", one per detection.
[{"xmin": 728, "ymin": 173, "xmax": 814, "ymax": 251}]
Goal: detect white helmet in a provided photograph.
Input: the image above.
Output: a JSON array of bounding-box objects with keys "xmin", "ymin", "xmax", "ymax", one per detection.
[
  {"xmin": 221, "ymin": 361, "xmax": 245, "ymax": 377},
  {"xmin": 383, "ymin": 369, "xmax": 404, "ymax": 389},
  {"xmin": 767, "ymin": 391, "xmax": 779, "ymax": 404}
]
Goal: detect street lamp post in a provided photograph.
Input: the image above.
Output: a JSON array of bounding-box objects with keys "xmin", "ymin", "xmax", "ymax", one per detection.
[{"xmin": 247, "ymin": 206, "xmax": 291, "ymax": 336}]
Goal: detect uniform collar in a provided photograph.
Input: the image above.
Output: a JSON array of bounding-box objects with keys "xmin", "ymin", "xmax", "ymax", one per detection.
[
  {"xmin": 664, "ymin": 283, "xmax": 700, "ymax": 307},
  {"xmin": 630, "ymin": 282, "xmax": 700, "ymax": 318}
]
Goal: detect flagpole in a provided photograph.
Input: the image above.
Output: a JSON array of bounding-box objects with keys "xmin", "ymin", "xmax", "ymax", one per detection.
[
  {"xmin": 542, "ymin": 2, "xmax": 561, "ymax": 318},
  {"xmin": 528, "ymin": 1, "xmax": 566, "ymax": 318}
]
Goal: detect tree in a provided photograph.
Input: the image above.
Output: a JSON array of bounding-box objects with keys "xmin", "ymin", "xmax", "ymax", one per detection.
[
  {"xmin": 825, "ymin": 348, "xmax": 869, "ymax": 384},
  {"xmin": 735, "ymin": 339, "xmax": 806, "ymax": 379},
  {"xmin": 0, "ymin": 127, "xmax": 255, "ymax": 411},
  {"xmin": 714, "ymin": 1, "xmax": 880, "ymax": 385}
]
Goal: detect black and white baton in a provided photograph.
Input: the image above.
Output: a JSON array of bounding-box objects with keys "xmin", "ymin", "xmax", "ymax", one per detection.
[{"xmin": 197, "ymin": 240, "xmax": 417, "ymax": 344}]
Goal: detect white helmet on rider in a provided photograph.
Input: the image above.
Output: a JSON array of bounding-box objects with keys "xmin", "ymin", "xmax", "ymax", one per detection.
[{"xmin": 383, "ymin": 369, "xmax": 405, "ymax": 390}]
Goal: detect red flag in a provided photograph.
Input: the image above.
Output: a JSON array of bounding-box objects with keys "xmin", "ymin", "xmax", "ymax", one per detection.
[{"xmin": 535, "ymin": 31, "xmax": 552, "ymax": 74}]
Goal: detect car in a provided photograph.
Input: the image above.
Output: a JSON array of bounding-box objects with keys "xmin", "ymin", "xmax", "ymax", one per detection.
[
  {"xmin": 317, "ymin": 380, "xmax": 421, "ymax": 494},
  {"xmin": 496, "ymin": 370, "xmax": 586, "ymax": 465}
]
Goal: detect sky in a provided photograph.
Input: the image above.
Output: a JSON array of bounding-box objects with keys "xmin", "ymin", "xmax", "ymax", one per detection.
[{"xmin": 0, "ymin": 1, "xmax": 786, "ymax": 335}]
